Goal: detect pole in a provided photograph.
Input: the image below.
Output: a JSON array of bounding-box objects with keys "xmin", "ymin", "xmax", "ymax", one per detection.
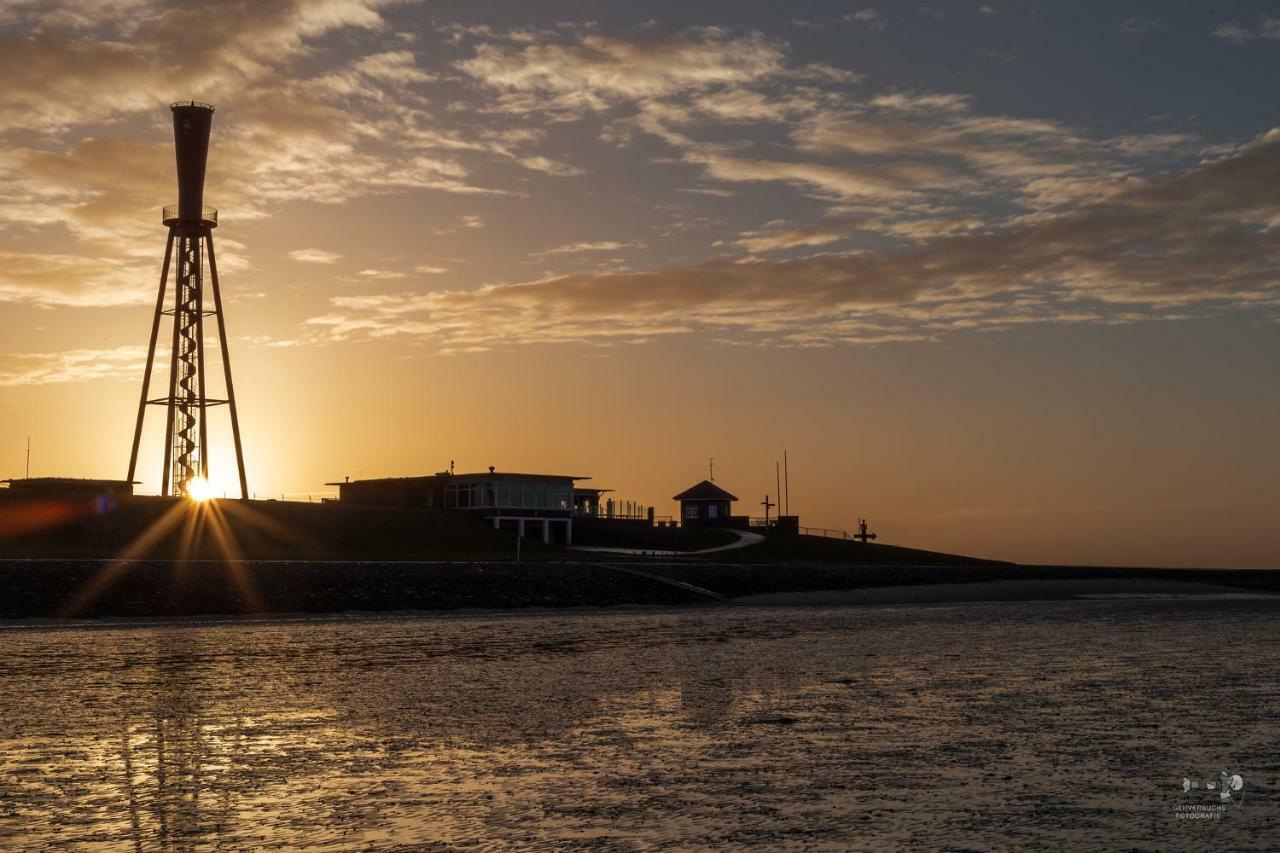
[
  {"xmin": 206, "ymin": 232, "xmax": 248, "ymax": 499},
  {"xmin": 128, "ymin": 227, "xmax": 175, "ymax": 487},
  {"xmin": 783, "ymin": 449, "xmax": 789, "ymax": 516},
  {"xmin": 26, "ymin": 436, "xmax": 30, "ymax": 478},
  {"xmin": 776, "ymin": 461, "xmax": 781, "ymax": 518}
]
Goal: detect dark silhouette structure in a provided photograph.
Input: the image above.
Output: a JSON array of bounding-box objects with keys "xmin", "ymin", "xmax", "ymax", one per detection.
[
  {"xmin": 127, "ymin": 102, "xmax": 247, "ymax": 498},
  {"xmin": 325, "ymin": 470, "xmax": 588, "ymax": 544},
  {"xmin": 0, "ymin": 477, "xmax": 134, "ymax": 499},
  {"xmin": 673, "ymin": 479, "xmax": 739, "ymax": 526}
]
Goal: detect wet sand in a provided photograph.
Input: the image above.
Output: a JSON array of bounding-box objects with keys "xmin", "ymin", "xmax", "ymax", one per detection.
[{"xmin": 0, "ymin": 600, "xmax": 1276, "ymax": 849}]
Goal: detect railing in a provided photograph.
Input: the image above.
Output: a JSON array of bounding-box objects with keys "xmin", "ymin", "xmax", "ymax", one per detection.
[
  {"xmin": 799, "ymin": 526, "xmax": 855, "ymax": 541},
  {"xmin": 575, "ymin": 499, "xmax": 654, "ymax": 521},
  {"xmin": 162, "ymin": 205, "xmax": 218, "ymax": 225},
  {"xmin": 171, "ymin": 101, "xmax": 215, "ymax": 111}
]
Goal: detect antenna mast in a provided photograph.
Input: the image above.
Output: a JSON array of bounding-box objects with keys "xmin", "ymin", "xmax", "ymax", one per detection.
[{"xmin": 783, "ymin": 449, "xmax": 789, "ymax": 516}]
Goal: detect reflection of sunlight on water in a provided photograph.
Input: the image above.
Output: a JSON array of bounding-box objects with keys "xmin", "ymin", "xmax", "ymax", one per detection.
[{"xmin": 0, "ymin": 604, "xmax": 1277, "ymax": 848}]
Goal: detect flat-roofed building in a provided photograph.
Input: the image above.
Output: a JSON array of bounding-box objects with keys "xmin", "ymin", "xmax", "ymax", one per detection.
[
  {"xmin": 326, "ymin": 469, "xmax": 585, "ymax": 544},
  {"xmin": 0, "ymin": 477, "xmax": 134, "ymax": 499}
]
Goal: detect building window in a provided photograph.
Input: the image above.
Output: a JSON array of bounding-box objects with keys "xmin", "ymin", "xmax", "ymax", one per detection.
[
  {"xmin": 708, "ymin": 504, "xmax": 719, "ymax": 519},
  {"xmin": 685, "ymin": 504, "xmax": 699, "ymax": 519}
]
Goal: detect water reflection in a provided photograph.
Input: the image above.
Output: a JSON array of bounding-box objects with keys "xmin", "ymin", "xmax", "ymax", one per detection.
[{"xmin": 0, "ymin": 603, "xmax": 1277, "ymax": 848}]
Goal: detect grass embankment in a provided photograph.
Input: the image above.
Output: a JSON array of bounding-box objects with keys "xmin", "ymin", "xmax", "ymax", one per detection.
[
  {"xmin": 570, "ymin": 521, "xmax": 739, "ymax": 552},
  {"xmin": 0, "ymin": 560, "xmax": 712, "ymax": 620},
  {"xmin": 695, "ymin": 533, "xmax": 1007, "ymax": 566},
  {"xmin": 0, "ymin": 496, "xmax": 558, "ymax": 561}
]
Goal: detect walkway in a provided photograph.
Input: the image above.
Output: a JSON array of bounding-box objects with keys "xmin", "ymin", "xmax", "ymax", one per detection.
[{"xmin": 567, "ymin": 528, "xmax": 765, "ymax": 558}]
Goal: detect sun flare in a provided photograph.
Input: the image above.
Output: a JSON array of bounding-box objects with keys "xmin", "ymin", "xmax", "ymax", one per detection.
[{"xmin": 185, "ymin": 477, "xmax": 216, "ymax": 502}]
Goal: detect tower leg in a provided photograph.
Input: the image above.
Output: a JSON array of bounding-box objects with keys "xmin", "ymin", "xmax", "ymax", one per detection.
[
  {"xmin": 127, "ymin": 227, "xmax": 175, "ymax": 486},
  {"xmin": 205, "ymin": 232, "xmax": 248, "ymax": 499}
]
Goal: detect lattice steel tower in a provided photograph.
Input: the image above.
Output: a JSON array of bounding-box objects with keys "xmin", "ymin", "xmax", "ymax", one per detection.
[{"xmin": 127, "ymin": 102, "xmax": 247, "ymax": 498}]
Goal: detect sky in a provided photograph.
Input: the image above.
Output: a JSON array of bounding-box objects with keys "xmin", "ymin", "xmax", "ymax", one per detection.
[{"xmin": 0, "ymin": 0, "xmax": 1277, "ymax": 567}]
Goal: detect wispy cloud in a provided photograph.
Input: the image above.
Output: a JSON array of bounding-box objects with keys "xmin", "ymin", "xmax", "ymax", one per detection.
[
  {"xmin": 1213, "ymin": 18, "xmax": 1280, "ymax": 43},
  {"xmin": 0, "ymin": 346, "xmax": 150, "ymax": 386},
  {"xmin": 0, "ymin": 251, "xmax": 151, "ymax": 308},
  {"xmin": 303, "ymin": 135, "xmax": 1280, "ymax": 351},
  {"xmin": 288, "ymin": 248, "xmax": 343, "ymax": 264},
  {"xmin": 532, "ymin": 240, "xmax": 646, "ymax": 258},
  {"xmin": 731, "ymin": 222, "xmax": 846, "ymax": 253},
  {"xmin": 458, "ymin": 27, "xmax": 789, "ymax": 115}
]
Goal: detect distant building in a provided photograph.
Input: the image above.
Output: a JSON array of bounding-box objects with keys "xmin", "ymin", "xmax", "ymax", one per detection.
[
  {"xmin": 673, "ymin": 479, "xmax": 739, "ymax": 527},
  {"xmin": 0, "ymin": 477, "xmax": 134, "ymax": 499},
  {"xmin": 326, "ymin": 469, "xmax": 586, "ymax": 544}
]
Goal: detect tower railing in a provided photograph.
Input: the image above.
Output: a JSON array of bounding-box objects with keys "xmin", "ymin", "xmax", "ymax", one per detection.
[{"xmin": 162, "ymin": 205, "xmax": 217, "ymax": 225}]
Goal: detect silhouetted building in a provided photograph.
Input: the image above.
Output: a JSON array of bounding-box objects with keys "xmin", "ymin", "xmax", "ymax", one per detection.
[
  {"xmin": 673, "ymin": 480, "xmax": 739, "ymax": 527},
  {"xmin": 0, "ymin": 477, "xmax": 134, "ymax": 499},
  {"xmin": 326, "ymin": 470, "xmax": 586, "ymax": 544}
]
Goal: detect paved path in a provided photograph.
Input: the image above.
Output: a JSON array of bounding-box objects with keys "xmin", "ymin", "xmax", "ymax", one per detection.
[{"xmin": 568, "ymin": 529, "xmax": 765, "ymax": 558}]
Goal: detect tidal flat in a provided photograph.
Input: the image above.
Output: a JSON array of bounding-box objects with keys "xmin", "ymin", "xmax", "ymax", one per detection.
[{"xmin": 1, "ymin": 600, "xmax": 1276, "ymax": 849}]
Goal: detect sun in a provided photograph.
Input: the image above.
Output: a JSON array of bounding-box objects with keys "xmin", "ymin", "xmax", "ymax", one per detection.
[{"xmin": 185, "ymin": 476, "xmax": 216, "ymax": 502}]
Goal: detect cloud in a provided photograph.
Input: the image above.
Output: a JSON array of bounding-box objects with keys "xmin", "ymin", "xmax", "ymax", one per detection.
[
  {"xmin": 0, "ymin": 250, "xmax": 152, "ymax": 307},
  {"xmin": 732, "ymin": 223, "xmax": 847, "ymax": 253},
  {"xmin": 356, "ymin": 268, "xmax": 407, "ymax": 279},
  {"xmin": 0, "ymin": 345, "xmax": 149, "ymax": 386},
  {"xmin": 303, "ymin": 135, "xmax": 1280, "ymax": 350},
  {"xmin": 532, "ymin": 240, "xmax": 646, "ymax": 258},
  {"xmin": 0, "ymin": 0, "xmax": 395, "ymax": 134},
  {"xmin": 413, "ymin": 264, "xmax": 450, "ymax": 274},
  {"xmin": 833, "ymin": 10, "xmax": 885, "ymax": 30},
  {"xmin": 457, "ymin": 27, "xmax": 787, "ymax": 114},
  {"xmin": 1213, "ymin": 18, "xmax": 1280, "ymax": 43},
  {"xmin": 288, "ymin": 248, "xmax": 343, "ymax": 264}
]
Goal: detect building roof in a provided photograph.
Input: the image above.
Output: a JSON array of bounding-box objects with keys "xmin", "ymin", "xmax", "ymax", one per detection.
[
  {"xmin": 2, "ymin": 477, "xmax": 135, "ymax": 486},
  {"xmin": 672, "ymin": 480, "xmax": 738, "ymax": 502},
  {"xmin": 325, "ymin": 471, "xmax": 588, "ymax": 487}
]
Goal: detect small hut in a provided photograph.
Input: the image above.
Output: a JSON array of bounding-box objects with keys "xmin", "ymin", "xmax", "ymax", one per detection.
[{"xmin": 673, "ymin": 480, "xmax": 738, "ymax": 527}]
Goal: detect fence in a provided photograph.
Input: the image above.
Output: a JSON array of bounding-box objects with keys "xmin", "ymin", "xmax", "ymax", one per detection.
[
  {"xmin": 577, "ymin": 498, "xmax": 652, "ymax": 521},
  {"xmin": 798, "ymin": 526, "xmax": 856, "ymax": 541}
]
